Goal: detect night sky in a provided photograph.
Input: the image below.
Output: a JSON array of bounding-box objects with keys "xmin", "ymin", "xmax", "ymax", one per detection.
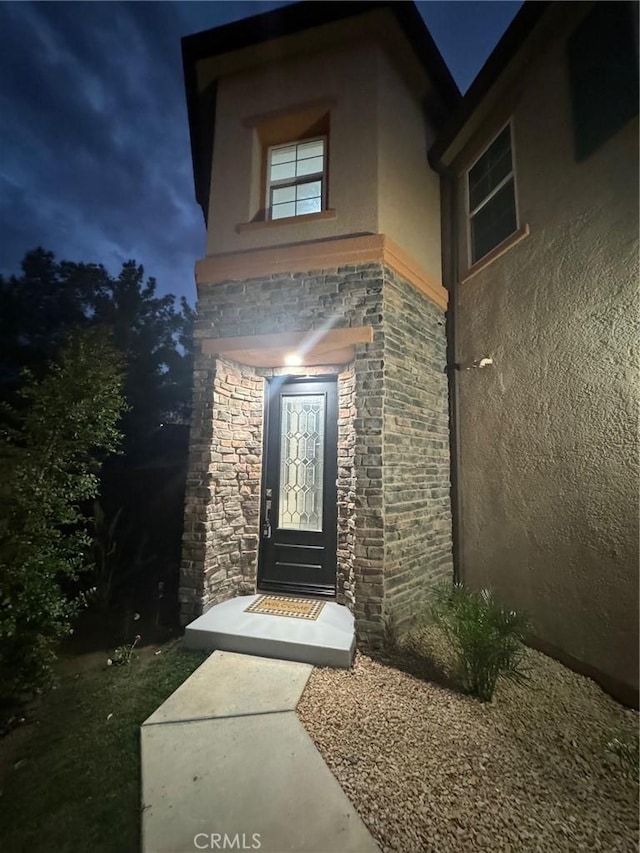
[{"xmin": 0, "ymin": 1, "xmax": 523, "ymax": 303}]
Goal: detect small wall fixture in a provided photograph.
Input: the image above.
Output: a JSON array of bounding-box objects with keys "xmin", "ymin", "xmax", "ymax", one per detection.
[
  {"xmin": 446, "ymin": 357, "xmax": 494, "ymax": 372},
  {"xmin": 472, "ymin": 357, "xmax": 493, "ymax": 369}
]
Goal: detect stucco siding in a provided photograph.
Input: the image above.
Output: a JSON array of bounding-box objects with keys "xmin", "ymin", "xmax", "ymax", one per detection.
[
  {"xmin": 453, "ymin": 17, "xmax": 639, "ymax": 700},
  {"xmin": 207, "ymin": 42, "xmax": 379, "ymax": 256},
  {"xmin": 377, "ymin": 51, "xmax": 442, "ymax": 282}
]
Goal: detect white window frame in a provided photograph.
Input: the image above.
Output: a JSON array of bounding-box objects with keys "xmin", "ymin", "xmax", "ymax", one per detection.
[
  {"xmin": 265, "ymin": 136, "xmax": 327, "ymax": 221},
  {"xmin": 466, "ymin": 120, "xmax": 520, "ymax": 267}
]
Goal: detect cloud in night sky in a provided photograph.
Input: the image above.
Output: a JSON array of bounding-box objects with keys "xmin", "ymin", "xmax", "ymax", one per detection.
[{"xmin": 0, "ymin": 1, "xmax": 522, "ymax": 303}]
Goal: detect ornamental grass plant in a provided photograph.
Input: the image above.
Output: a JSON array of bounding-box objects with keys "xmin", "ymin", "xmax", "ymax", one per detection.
[{"xmin": 430, "ymin": 582, "xmax": 531, "ymax": 701}]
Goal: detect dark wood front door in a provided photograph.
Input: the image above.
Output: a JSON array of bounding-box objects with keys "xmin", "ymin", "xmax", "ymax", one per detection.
[{"xmin": 257, "ymin": 377, "xmax": 338, "ymax": 597}]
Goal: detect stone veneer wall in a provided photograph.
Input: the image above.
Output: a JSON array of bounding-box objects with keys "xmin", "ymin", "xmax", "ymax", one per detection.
[
  {"xmin": 180, "ymin": 349, "xmax": 215, "ymax": 621},
  {"xmin": 352, "ymin": 325, "xmax": 386, "ymax": 645},
  {"xmin": 179, "ymin": 355, "xmax": 263, "ymax": 620},
  {"xmin": 209, "ymin": 357, "xmax": 264, "ymax": 600},
  {"xmin": 180, "ymin": 261, "xmax": 452, "ymax": 644},
  {"xmin": 337, "ymin": 363, "xmax": 357, "ymax": 610},
  {"xmin": 181, "ymin": 264, "xmax": 385, "ymax": 626},
  {"xmin": 382, "ymin": 270, "xmax": 453, "ymax": 631}
]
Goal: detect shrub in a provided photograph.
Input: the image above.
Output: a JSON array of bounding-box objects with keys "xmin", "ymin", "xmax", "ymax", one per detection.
[
  {"xmin": 430, "ymin": 582, "xmax": 531, "ymax": 702},
  {"xmin": 0, "ymin": 330, "xmax": 125, "ymax": 712}
]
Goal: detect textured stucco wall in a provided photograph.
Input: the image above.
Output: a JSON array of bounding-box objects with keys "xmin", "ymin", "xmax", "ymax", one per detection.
[
  {"xmin": 452, "ymin": 14, "xmax": 639, "ymax": 700},
  {"xmin": 377, "ymin": 51, "xmax": 442, "ymax": 283},
  {"xmin": 207, "ymin": 42, "xmax": 379, "ymax": 256},
  {"xmin": 206, "ymin": 38, "xmax": 443, "ymax": 274}
]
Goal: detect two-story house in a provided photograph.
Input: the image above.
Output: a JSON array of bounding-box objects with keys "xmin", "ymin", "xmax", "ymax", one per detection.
[{"xmin": 179, "ymin": 1, "xmax": 639, "ymax": 705}]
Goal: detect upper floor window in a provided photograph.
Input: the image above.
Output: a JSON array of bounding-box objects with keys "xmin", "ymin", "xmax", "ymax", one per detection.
[
  {"xmin": 266, "ymin": 138, "xmax": 326, "ymax": 220},
  {"xmin": 467, "ymin": 123, "xmax": 518, "ymax": 264}
]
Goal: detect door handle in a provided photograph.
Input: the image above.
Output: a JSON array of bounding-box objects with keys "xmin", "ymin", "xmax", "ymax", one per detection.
[{"xmin": 262, "ymin": 488, "xmax": 273, "ymax": 539}]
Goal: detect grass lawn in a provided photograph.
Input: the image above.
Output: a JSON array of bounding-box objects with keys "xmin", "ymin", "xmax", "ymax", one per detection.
[{"xmin": 0, "ymin": 639, "xmax": 206, "ymax": 853}]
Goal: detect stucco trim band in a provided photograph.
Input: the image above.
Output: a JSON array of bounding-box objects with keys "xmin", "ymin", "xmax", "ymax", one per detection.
[
  {"xmin": 195, "ymin": 234, "xmax": 448, "ymax": 310},
  {"xmin": 201, "ymin": 326, "xmax": 374, "ymax": 369}
]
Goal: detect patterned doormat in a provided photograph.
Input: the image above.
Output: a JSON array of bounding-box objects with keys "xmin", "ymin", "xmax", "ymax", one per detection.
[{"xmin": 245, "ymin": 595, "xmax": 325, "ymax": 621}]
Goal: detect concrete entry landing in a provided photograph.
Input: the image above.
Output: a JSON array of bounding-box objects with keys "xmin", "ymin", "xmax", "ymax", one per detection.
[
  {"xmin": 141, "ymin": 651, "xmax": 379, "ymax": 853},
  {"xmin": 184, "ymin": 594, "xmax": 356, "ymax": 668}
]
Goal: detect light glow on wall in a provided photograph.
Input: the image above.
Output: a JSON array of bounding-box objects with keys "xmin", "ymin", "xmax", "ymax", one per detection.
[{"xmin": 284, "ymin": 352, "xmax": 302, "ymax": 366}]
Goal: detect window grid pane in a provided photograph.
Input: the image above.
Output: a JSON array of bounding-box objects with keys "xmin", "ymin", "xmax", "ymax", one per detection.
[
  {"xmin": 269, "ymin": 140, "xmax": 324, "ymax": 180},
  {"xmin": 271, "ymin": 180, "xmax": 322, "ymax": 220},
  {"xmin": 470, "ymin": 179, "xmax": 517, "ymax": 263},
  {"xmin": 268, "ymin": 139, "xmax": 325, "ymax": 219},
  {"xmin": 272, "ymin": 201, "xmax": 296, "ymax": 220},
  {"xmin": 469, "ymin": 154, "xmax": 512, "ymax": 212},
  {"xmin": 468, "ymin": 125, "xmax": 518, "ymax": 262},
  {"xmin": 296, "ymin": 197, "xmax": 321, "ymax": 216},
  {"xmin": 272, "ymin": 186, "xmax": 296, "ymax": 205},
  {"xmin": 297, "ymin": 180, "xmax": 321, "ymax": 200},
  {"xmin": 296, "ymin": 156, "xmax": 323, "ymax": 177},
  {"xmin": 297, "ymin": 139, "xmax": 324, "ymax": 159},
  {"xmin": 469, "ymin": 125, "xmax": 512, "ymax": 213},
  {"xmin": 270, "ymin": 161, "xmax": 297, "ymax": 183},
  {"xmin": 270, "ymin": 145, "xmax": 297, "ymax": 166}
]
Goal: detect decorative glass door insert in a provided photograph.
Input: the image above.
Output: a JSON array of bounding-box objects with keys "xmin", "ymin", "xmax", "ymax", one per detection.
[
  {"xmin": 278, "ymin": 394, "xmax": 325, "ymax": 531},
  {"xmin": 258, "ymin": 377, "xmax": 337, "ymax": 597}
]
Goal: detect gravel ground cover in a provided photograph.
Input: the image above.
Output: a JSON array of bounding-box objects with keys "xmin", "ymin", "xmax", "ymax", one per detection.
[{"xmin": 297, "ymin": 626, "xmax": 638, "ymax": 853}]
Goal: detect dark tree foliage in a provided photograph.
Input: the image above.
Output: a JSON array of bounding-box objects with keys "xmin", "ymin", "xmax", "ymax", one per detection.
[
  {"xmin": 0, "ymin": 247, "xmax": 195, "ymax": 460},
  {"xmin": 89, "ymin": 259, "xmax": 194, "ymax": 459},
  {"xmin": 0, "ymin": 330, "xmax": 126, "ymax": 709},
  {"xmin": 0, "ymin": 248, "xmax": 195, "ymax": 624}
]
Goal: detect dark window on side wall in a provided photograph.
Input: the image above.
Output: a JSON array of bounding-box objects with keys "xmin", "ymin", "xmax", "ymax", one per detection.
[
  {"xmin": 568, "ymin": 1, "xmax": 639, "ymax": 162},
  {"xmin": 468, "ymin": 124, "xmax": 518, "ymax": 265}
]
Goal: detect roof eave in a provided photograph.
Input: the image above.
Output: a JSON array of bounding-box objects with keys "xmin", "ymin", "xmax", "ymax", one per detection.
[{"xmin": 429, "ymin": 0, "xmax": 553, "ymax": 172}]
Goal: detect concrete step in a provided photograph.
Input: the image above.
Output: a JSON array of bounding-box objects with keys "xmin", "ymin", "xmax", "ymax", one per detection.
[{"xmin": 183, "ymin": 594, "xmax": 355, "ymax": 668}]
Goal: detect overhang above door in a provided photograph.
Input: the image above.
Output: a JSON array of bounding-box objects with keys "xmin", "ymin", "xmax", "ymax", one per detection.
[{"xmin": 200, "ymin": 325, "xmax": 373, "ymax": 368}]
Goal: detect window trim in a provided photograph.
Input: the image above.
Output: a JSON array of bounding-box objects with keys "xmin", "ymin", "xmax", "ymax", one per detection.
[
  {"xmin": 465, "ymin": 119, "xmax": 520, "ymax": 267},
  {"xmin": 460, "ymin": 223, "xmax": 530, "ymax": 284},
  {"xmin": 265, "ymin": 136, "xmax": 327, "ymax": 221}
]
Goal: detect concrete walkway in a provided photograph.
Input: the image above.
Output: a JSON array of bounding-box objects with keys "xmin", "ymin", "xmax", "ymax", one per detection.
[{"xmin": 141, "ymin": 651, "xmax": 379, "ymax": 853}]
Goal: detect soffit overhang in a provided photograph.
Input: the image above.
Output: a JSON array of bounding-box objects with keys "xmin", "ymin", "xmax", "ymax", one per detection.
[{"xmin": 201, "ymin": 327, "xmax": 373, "ymax": 369}]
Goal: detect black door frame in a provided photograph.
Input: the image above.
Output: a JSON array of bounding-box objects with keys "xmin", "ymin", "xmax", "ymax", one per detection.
[{"xmin": 257, "ymin": 375, "xmax": 338, "ymax": 598}]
